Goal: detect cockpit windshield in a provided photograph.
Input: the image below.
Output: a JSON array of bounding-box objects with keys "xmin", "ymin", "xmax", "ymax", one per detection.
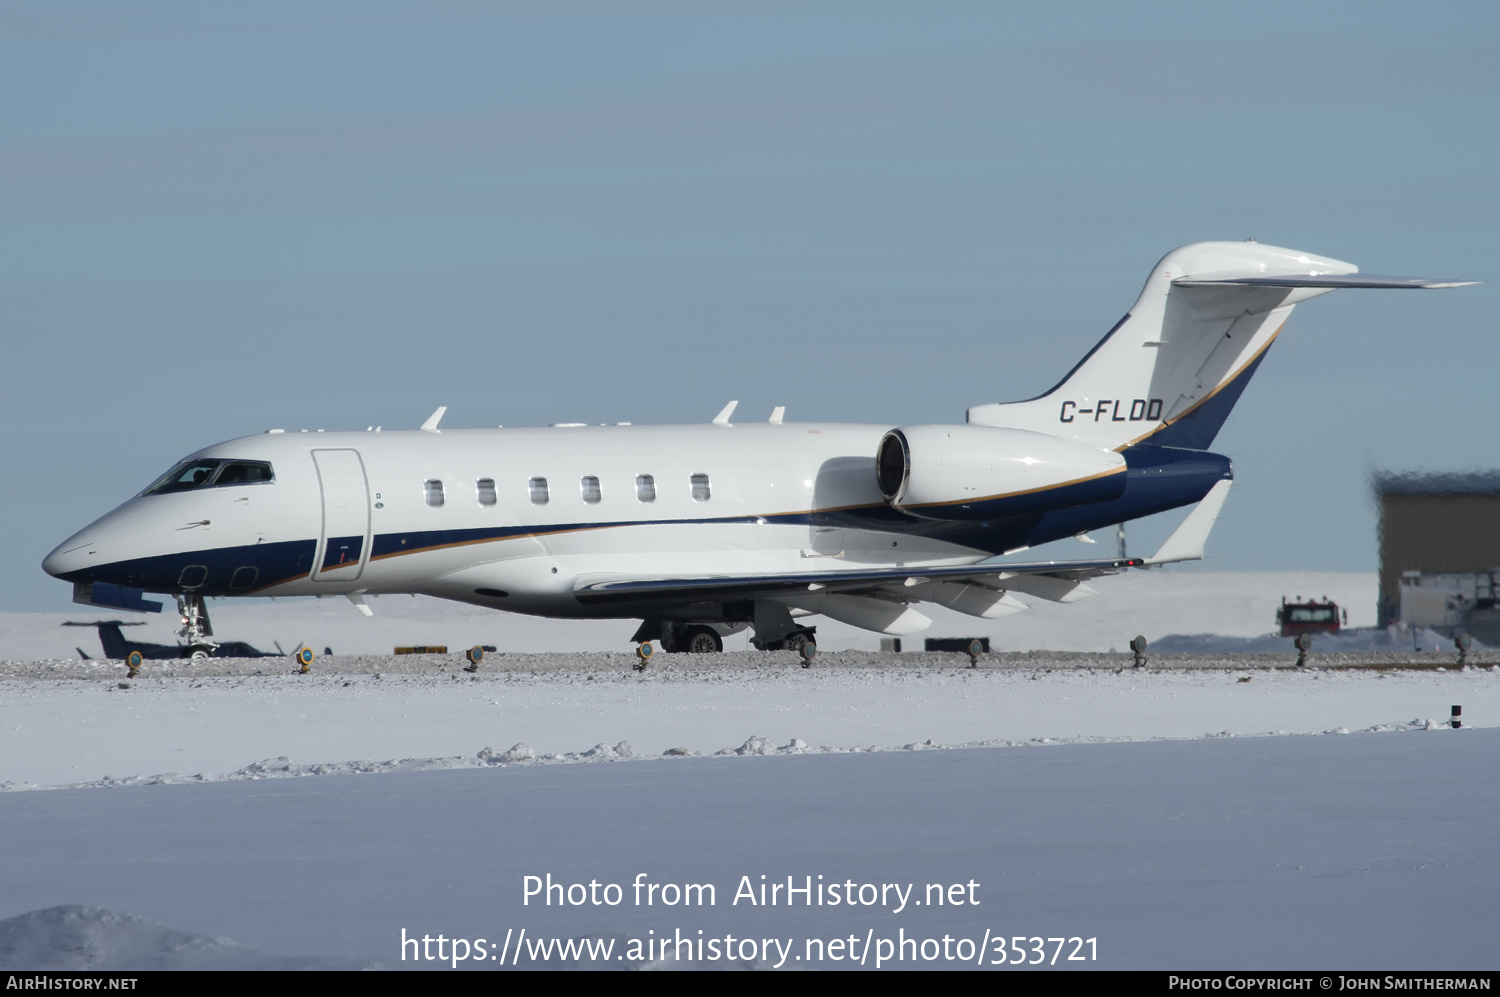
[
  {"xmin": 215, "ymin": 461, "xmax": 275, "ymax": 485},
  {"xmin": 144, "ymin": 460, "xmax": 275, "ymax": 495}
]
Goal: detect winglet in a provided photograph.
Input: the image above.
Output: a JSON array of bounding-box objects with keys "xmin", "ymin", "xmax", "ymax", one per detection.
[
  {"xmin": 1143, "ymin": 479, "xmax": 1232, "ymax": 566},
  {"xmin": 420, "ymin": 406, "xmax": 447, "ymax": 433},
  {"xmin": 712, "ymin": 401, "xmax": 738, "ymax": 426}
]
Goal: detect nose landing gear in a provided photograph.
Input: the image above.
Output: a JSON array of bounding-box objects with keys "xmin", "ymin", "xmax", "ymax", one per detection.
[{"xmin": 175, "ymin": 593, "xmax": 219, "ymax": 660}]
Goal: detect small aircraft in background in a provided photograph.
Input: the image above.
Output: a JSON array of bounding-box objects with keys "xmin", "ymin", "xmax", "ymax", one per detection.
[{"xmin": 63, "ymin": 620, "xmax": 283, "ymax": 661}]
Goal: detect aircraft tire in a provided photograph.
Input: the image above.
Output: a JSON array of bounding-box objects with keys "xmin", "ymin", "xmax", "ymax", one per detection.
[
  {"xmin": 681, "ymin": 626, "xmax": 723, "ymax": 654},
  {"xmin": 187, "ymin": 645, "xmax": 212, "ymax": 660},
  {"xmin": 782, "ymin": 629, "xmax": 812, "ymax": 655}
]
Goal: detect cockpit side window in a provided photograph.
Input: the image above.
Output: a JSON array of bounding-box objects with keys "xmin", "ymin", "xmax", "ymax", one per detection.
[
  {"xmin": 214, "ymin": 461, "xmax": 275, "ymax": 486},
  {"xmin": 143, "ymin": 459, "xmax": 276, "ymax": 495},
  {"xmin": 144, "ymin": 461, "xmax": 222, "ymax": 495}
]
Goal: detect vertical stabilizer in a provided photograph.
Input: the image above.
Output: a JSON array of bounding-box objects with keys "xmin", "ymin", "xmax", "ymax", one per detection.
[{"xmin": 967, "ymin": 241, "xmax": 1357, "ymax": 450}]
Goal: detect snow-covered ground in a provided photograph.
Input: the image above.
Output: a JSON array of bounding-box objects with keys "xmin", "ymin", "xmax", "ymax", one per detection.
[
  {"xmin": 2, "ymin": 572, "xmax": 1495, "ymax": 971},
  {"xmin": 1, "ymin": 729, "xmax": 1495, "ymax": 971},
  {"xmin": 2, "ymin": 656, "xmax": 1496, "ymax": 790}
]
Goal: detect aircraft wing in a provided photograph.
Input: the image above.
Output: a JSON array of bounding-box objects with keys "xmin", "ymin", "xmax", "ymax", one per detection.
[
  {"xmin": 573, "ymin": 554, "xmax": 1143, "ymax": 607},
  {"xmin": 574, "ymin": 479, "xmax": 1231, "ymax": 624}
]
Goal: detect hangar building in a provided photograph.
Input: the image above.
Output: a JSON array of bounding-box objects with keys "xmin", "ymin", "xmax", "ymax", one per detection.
[{"xmin": 1375, "ymin": 471, "xmax": 1500, "ymax": 643}]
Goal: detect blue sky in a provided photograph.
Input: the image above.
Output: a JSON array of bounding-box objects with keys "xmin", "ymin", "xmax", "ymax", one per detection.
[{"xmin": 3, "ymin": 1, "xmax": 1497, "ymax": 611}]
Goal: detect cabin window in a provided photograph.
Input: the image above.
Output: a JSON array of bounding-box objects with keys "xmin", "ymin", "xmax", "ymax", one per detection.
[
  {"xmin": 691, "ymin": 473, "xmax": 711, "ymax": 502},
  {"xmin": 635, "ymin": 474, "xmax": 656, "ymax": 502},
  {"xmin": 476, "ymin": 478, "xmax": 497, "ymax": 506},
  {"xmin": 424, "ymin": 479, "xmax": 444, "ymax": 507},
  {"xmin": 581, "ymin": 476, "xmax": 601, "ymax": 504},
  {"xmin": 529, "ymin": 477, "xmax": 549, "ymax": 505}
]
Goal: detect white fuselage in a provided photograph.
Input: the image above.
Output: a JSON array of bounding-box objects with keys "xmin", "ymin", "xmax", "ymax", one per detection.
[{"xmin": 44, "ymin": 421, "xmax": 993, "ymax": 619}]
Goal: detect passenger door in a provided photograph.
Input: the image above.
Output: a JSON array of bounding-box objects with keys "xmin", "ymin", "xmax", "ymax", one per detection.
[{"xmin": 311, "ymin": 449, "xmax": 371, "ymax": 582}]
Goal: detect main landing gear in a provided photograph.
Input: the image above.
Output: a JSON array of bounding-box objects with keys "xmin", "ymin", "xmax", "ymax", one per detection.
[
  {"xmin": 630, "ymin": 618, "xmax": 816, "ymax": 665},
  {"xmin": 678, "ymin": 625, "xmax": 723, "ymax": 654},
  {"xmin": 630, "ymin": 621, "xmax": 739, "ymax": 655},
  {"xmin": 746, "ymin": 601, "xmax": 817, "ymax": 663},
  {"xmin": 759, "ymin": 629, "xmax": 818, "ymax": 667},
  {"xmin": 630, "ymin": 625, "xmax": 725, "ymax": 670},
  {"xmin": 175, "ymin": 592, "xmax": 219, "ymax": 660}
]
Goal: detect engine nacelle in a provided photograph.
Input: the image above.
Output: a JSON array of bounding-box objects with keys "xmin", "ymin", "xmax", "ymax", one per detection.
[{"xmin": 875, "ymin": 424, "xmax": 1126, "ymax": 521}]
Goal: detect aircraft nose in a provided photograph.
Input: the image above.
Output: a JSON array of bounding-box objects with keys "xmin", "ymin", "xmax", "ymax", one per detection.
[{"xmin": 42, "ymin": 535, "xmax": 96, "ymax": 580}]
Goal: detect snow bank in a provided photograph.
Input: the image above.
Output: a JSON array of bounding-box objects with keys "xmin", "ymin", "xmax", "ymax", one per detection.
[{"xmin": 0, "ymin": 905, "xmax": 367, "ymax": 970}]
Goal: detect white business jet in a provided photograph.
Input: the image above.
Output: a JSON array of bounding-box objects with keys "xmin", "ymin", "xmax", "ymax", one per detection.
[{"xmin": 44, "ymin": 242, "xmax": 1473, "ymax": 658}]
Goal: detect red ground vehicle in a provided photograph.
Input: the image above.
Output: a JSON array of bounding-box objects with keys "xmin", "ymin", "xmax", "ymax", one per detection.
[{"xmin": 1276, "ymin": 597, "xmax": 1347, "ymax": 637}]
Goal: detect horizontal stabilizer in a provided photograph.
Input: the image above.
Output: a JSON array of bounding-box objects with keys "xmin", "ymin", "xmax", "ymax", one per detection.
[
  {"xmin": 1173, "ymin": 272, "xmax": 1477, "ymax": 290},
  {"xmin": 1143, "ymin": 479, "xmax": 1232, "ymax": 566}
]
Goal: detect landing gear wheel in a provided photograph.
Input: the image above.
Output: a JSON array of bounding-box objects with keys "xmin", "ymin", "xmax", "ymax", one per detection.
[
  {"xmin": 187, "ymin": 645, "xmax": 213, "ymax": 661},
  {"xmin": 681, "ymin": 626, "xmax": 723, "ymax": 654},
  {"xmin": 782, "ymin": 629, "xmax": 813, "ymax": 654}
]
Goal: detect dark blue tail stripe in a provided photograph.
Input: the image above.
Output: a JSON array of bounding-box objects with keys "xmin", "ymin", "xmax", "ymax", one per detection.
[{"xmin": 1143, "ymin": 348, "xmax": 1270, "ymax": 451}]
